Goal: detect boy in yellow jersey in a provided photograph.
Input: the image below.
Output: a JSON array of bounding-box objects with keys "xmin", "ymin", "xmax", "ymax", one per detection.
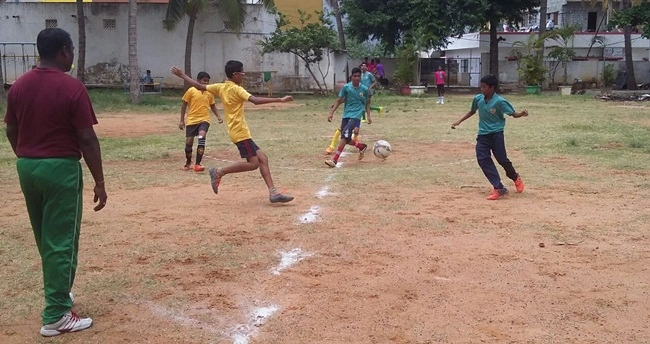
[
  {"xmin": 171, "ymin": 61, "xmax": 295, "ymax": 203},
  {"xmin": 179, "ymin": 71, "xmax": 223, "ymax": 172}
]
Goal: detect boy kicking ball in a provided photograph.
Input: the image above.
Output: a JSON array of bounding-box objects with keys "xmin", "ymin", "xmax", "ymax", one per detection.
[
  {"xmin": 451, "ymin": 74, "xmax": 527, "ymax": 200},
  {"xmin": 325, "ymin": 67, "xmax": 371, "ymax": 168}
]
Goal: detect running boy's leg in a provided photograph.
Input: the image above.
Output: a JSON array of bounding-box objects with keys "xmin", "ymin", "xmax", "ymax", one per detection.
[
  {"xmin": 194, "ymin": 122, "xmax": 210, "ymax": 171},
  {"xmin": 184, "ymin": 136, "xmax": 194, "ymax": 170},
  {"xmin": 476, "ymin": 134, "xmax": 504, "ymax": 190},
  {"xmin": 326, "ymin": 128, "xmax": 341, "ymax": 154},
  {"xmin": 257, "ymin": 150, "xmax": 294, "ymax": 203},
  {"xmin": 491, "ymin": 131, "xmax": 524, "ymax": 192}
]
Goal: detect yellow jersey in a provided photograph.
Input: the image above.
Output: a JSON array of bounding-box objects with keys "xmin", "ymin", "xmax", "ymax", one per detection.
[
  {"xmin": 181, "ymin": 87, "xmax": 215, "ymax": 126},
  {"xmin": 206, "ymin": 81, "xmax": 252, "ymax": 143}
]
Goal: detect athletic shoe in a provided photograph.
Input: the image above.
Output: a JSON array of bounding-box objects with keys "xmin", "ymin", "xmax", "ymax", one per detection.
[
  {"xmin": 361, "ymin": 119, "xmax": 367, "ymax": 123},
  {"xmin": 325, "ymin": 160, "xmax": 336, "ymax": 168},
  {"xmin": 325, "ymin": 146, "xmax": 334, "ymax": 155},
  {"xmin": 182, "ymin": 164, "xmax": 191, "ymax": 171},
  {"xmin": 40, "ymin": 311, "xmax": 92, "ymax": 337},
  {"xmin": 514, "ymin": 176, "xmax": 525, "ymax": 193},
  {"xmin": 378, "ymin": 106, "xmax": 384, "ymax": 116},
  {"xmin": 487, "ymin": 188, "xmax": 508, "ymax": 200},
  {"xmin": 441, "ymin": 97, "xmax": 445, "ymax": 105},
  {"xmin": 436, "ymin": 98, "xmax": 441, "ymax": 104},
  {"xmin": 209, "ymin": 167, "xmax": 222, "ymax": 194},
  {"xmin": 270, "ymin": 193, "xmax": 294, "ymax": 203},
  {"xmin": 358, "ymin": 143, "xmax": 368, "ymax": 160},
  {"xmin": 193, "ymin": 164, "xmax": 205, "ymax": 172}
]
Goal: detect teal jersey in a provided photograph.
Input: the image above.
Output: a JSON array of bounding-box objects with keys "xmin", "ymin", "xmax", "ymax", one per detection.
[
  {"xmin": 360, "ymin": 71, "xmax": 376, "ymax": 89},
  {"xmin": 471, "ymin": 93, "xmax": 515, "ymax": 135},
  {"xmin": 339, "ymin": 82, "xmax": 369, "ymax": 119}
]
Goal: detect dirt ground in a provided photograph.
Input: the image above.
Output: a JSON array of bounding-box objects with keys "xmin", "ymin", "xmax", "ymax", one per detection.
[{"xmin": 1, "ymin": 107, "xmax": 649, "ymax": 344}]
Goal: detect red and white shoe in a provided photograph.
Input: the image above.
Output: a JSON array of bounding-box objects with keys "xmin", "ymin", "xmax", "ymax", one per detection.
[{"xmin": 40, "ymin": 311, "xmax": 93, "ymax": 337}]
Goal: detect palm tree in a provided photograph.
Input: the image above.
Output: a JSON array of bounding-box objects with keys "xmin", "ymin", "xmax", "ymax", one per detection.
[
  {"xmin": 128, "ymin": 0, "xmax": 140, "ymax": 103},
  {"xmin": 164, "ymin": 0, "xmax": 275, "ymax": 83},
  {"xmin": 76, "ymin": 0, "xmax": 86, "ymax": 83}
]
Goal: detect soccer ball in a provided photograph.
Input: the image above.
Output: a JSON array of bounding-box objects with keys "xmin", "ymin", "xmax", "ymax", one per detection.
[{"xmin": 373, "ymin": 140, "xmax": 392, "ymax": 159}]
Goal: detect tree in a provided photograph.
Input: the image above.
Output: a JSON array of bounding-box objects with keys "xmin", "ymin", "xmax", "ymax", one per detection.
[
  {"xmin": 76, "ymin": 0, "xmax": 86, "ymax": 83},
  {"xmin": 546, "ymin": 25, "xmax": 578, "ymax": 84},
  {"xmin": 537, "ymin": 0, "xmax": 547, "ymax": 59},
  {"xmin": 608, "ymin": 1, "xmax": 650, "ymax": 89},
  {"xmin": 165, "ymin": 0, "xmax": 275, "ymax": 83},
  {"xmin": 481, "ymin": 0, "xmax": 540, "ymax": 79},
  {"xmin": 342, "ymin": 0, "xmax": 483, "ymax": 53},
  {"xmin": 260, "ymin": 11, "xmax": 339, "ymax": 94},
  {"xmin": 128, "ymin": 0, "xmax": 140, "ymax": 103},
  {"xmin": 325, "ymin": 0, "xmax": 346, "ymax": 51}
]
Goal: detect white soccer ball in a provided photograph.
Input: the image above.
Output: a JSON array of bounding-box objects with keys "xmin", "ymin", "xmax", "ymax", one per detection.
[{"xmin": 373, "ymin": 140, "xmax": 392, "ymax": 159}]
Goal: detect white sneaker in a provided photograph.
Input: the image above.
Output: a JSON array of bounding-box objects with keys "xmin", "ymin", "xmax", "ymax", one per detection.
[
  {"xmin": 441, "ymin": 98, "xmax": 445, "ymax": 105},
  {"xmin": 436, "ymin": 97, "xmax": 441, "ymax": 104},
  {"xmin": 40, "ymin": 311, "xmax": 93, "ymax": 337}
]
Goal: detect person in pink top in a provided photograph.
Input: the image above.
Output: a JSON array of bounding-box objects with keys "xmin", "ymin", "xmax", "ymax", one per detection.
[
  {"xmin": 368, "ymin": 58, "xmax": 376, "ymax": 74},
  {"xmin": 434, "ymin": 65, "xmax": 447, "ymax": 105}
]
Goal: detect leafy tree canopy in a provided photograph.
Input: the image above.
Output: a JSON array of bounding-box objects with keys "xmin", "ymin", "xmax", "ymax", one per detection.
[{"xmin": 609, "ymin": 2, "xmax": 650, "ymax": 38}]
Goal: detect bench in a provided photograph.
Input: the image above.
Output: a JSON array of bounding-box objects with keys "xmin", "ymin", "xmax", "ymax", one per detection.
[{"xmin": 123, "ymin": 76, "xmax": 164, "ymax": 94}]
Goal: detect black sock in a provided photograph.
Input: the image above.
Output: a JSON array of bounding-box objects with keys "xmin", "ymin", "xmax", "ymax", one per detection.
[
  {"xmin": 185, "ymin": 144, "xmax": 192, "ymax": 165},
  {"xmin": 196, "ymin": 137, "xmax": 205, "ymax": 165}
]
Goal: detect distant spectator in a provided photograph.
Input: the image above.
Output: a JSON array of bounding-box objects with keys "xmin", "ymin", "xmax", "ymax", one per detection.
[
  {"xmin": 375, "ymin": 59, "xmax": 386, "ymax": 86},
  {"xmin": 546, "ymin": 18, "xmax": 555, "ymax": 30},
  {"xmin": 141, "ymin": 69, "xmax": 154, "ymax": 84},
  {"xmin": 368, "ymin": 59, "xmax": 376, "ymax": 74}
]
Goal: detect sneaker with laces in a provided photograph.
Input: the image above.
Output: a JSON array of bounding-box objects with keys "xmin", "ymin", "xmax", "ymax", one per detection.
[
  {"xmin": 40, "ymin": 311, "xmax": 92, "ymax": 337},
  {"xmin": 182, "ymin": 164, "xmax": 191, "ymax": 171},
  {"xmin": 325, "ymin": 146, "xmax": 334, "ymax": 155},
  {"xmin": 378, "ymin": 107, "xmax": 384, "ymax": 116},
  {"xmin": 325, "ymin": 160, "xmax": 337, "ymax": 168},
  {"xmin": 487, "ymin": 188, "xmax": 508, "ymax": 200},
  {"xmin": 358, "ymin": 143, "xmax": 368, "ymax": 160},
  {"xmin": 270, "ymin": 193, "xmax": 294, "ymax": 203},
  {"xmin": 514, "ymin": 176, "xmax": 525, "ymax": 193},
  {"xmin": 209, "ymin": 167, "xmax": 222, "ymax": 194},
  {"xmin": 193, "ymin": 164, "xmax": 205, "ymax": 172}
]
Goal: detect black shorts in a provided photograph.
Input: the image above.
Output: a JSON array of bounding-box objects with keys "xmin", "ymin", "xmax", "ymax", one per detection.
[
  {"xmin": 235, "ymin": 139, "xmax": 260, "ymax": 159},
  {"xmin": 340, "ymin": 118, "xmax": 361, "ymax": 141},
  {"xmin": 186, "ymin": 122, "xmax": 210, "ymax": 137},
  {"xmin": 437, "ymin": 84, "xmax": 445, "ymax": 95}
]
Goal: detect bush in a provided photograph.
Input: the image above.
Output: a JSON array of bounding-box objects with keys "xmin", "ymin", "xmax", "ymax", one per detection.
[
  {"xmin": 393, "ymin": 44, "xmax": 417, "ymax": 86},
  {"xmin": 602, "ymin": 63, "xmax": 616, "ymax": 87}
]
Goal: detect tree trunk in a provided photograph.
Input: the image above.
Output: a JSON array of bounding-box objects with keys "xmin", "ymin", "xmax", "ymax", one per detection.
[
  {"xmin": 489, "ymin": 19, "xmax": 499, "ymax": 79},
  {"xmin": 303, "ymin": 60, "xmax": 324, "ymax": 94},
  {"xmin": 624, "ymin": 25, "xmax": 636, "ymax": 90},
  {"xmin": 128, "ymin": 0, "xmax": 140, "ymax": 103},
  {"xmin": 329, "ymin": 0, "xmax": 347, "ymax": 80},
  {"xmin": 0, "ymin": 54, "xmax": 5, "ymax": 98},
  {"xmin": 184, "ymin": 13, "xmax": 197, "ymax": 89},
  {"xmin": 76, "ymin": 0, "xmax": 86, "ymax": 83},
  {"xmin": 537, "ymin": 0, "xmax": 547, "ymax": 59}
]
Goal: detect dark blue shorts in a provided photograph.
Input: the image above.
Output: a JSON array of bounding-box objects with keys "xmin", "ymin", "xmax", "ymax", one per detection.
[
  {"xmin": 235, "ymin": 139, "xmax": 260, "ymax": 159},
  {"xmin": 186, "ymin": 122, "xmax": 210, "ymax": 137},
  {"xmin": 340, "ymin": 118, "xmax": 361, "ymax": 141}
]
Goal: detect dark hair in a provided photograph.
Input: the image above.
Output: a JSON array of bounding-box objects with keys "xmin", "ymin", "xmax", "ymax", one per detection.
[
  {"xmin": 480, "ymin": 74, "xmax": 498, "ymax": 88},
  {"xmin": 360, "ymin": 62, "xmax": 367, "ymax": 67},
  {"xmin": 351, "ymin": 67, "xmax": 362, "ymax": 75},
  {"xmin": 375, "ymin": 59, "xmax": 380, "ymax": 63},
  {"xmin": 146, "ymin": 70, "xmax": 151, "ymax": 74},
  {"xmin": 197, "ymin": 71, "xmax": 210, "ymax": 80},
  {"xmin": 370, "ymin": 59, "xmax": 375, "ymax": 63},
  {"xmin": 225, "ymin": 60, "xmax": 243, "ymax": 78},
  {"xmin": 37, "ymin": 28, "xmax": 72, "ymax": 60}
]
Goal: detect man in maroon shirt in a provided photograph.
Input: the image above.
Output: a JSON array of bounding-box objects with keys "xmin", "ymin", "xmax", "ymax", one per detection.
[{"xmin": 4, "ymin": 28, "xmax": 107, "ymax": 337}]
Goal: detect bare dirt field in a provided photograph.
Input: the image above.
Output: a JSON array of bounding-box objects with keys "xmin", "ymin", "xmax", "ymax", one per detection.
[{"xmin": 1, "ymin": 95, "xmax": 649, "ymax": 344}]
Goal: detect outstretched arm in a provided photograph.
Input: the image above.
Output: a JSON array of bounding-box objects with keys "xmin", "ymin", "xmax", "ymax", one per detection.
[
  {"xmin": 248, "ymin": 95, "xmax": 293, "ymax": 105},
  {"xmin": 451, "ymin": 110, "xmax": 476, "ymax": 129},
  {"xmin": 170, "ymin": 66, "xmax": 206, "ymax": 91},
  {"xmin": 512, "ymin": 109, "xmax": 529, "ymax": 118},
  {"xmin": 210, "ymin": 104, "xmax": 223, "ymax": 123}
]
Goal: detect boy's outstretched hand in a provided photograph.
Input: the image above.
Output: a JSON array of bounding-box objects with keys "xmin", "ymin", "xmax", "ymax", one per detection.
[
  {"xmin": 521, "ymin": 109, "xmax": 529, "ymax": 117},
  {"xmin": 170, "ymin": 66, "xmax": 182, "ymax": 76},
  {"xmin": 280, "ymin": 96, "xmax": 293, "ymax": 102},
  {"xmin": 451, "ymin": 121, "xmax": 460, "ymax": 129}
]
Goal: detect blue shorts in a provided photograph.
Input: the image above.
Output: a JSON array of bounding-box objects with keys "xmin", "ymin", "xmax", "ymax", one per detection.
[
  {"xmin": 340, "ymin": 118, "xmax": 361, "ymax": 142},
  {"xmin": 235, "ymin": 139, "xmax": 260, "ymax": 159}
]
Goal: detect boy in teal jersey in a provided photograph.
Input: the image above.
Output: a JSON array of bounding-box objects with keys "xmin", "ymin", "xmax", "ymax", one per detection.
[
  {"xmin": 451, "ymin": 74, "xmax": 528, "ymax": 200},
  {"xmin": 325, "ymin": 67, "xmax": 371, "ymax": 168}
]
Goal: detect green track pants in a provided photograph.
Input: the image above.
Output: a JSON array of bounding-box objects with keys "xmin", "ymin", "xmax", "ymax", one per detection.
[{"xmin": 16, "ymin": 157, "xmax": 83, "ymax": 325}]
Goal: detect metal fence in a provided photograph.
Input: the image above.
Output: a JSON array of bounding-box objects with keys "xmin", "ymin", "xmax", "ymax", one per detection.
[{"xmin": 1, "ymin": 43, "xmax": 38, "ymax": 85}]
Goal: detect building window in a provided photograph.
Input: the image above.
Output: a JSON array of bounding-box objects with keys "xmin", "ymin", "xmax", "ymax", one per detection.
[
  {"xmin": 45, "ymin": 19, "xmax": 58, "ymax": 29},
  {"xmin": 461, "ymin": 59, "xmax": 468, "ymax": 73},
  {"xmin": 103, "ymin": 19, "xmax": 116, "ymax": 29}
]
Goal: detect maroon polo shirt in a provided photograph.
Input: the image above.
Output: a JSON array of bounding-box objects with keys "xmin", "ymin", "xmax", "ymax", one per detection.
[{"xmin": 4, "ymin": 67, "xmax": 98, "ymax": 159}]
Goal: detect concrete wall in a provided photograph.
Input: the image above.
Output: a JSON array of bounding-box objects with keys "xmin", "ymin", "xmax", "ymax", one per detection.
[{"xmin": 0, "ymin": 2, "xmax": 336, "ymax": 91}]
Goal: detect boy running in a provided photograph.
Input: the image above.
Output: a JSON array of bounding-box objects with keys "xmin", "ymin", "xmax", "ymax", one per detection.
[
  {"xmin": 325, "ymin": 67, "xmax": 371, "ymax": 168},
  {"xmin": 325, "ymin": 62, "xmax": 382, "ymax": 154},
  {"xmin": 171, "ymin": 61, "xmax": 294, "ymax": 203},
  {"xmin": 451, "ymin": 74, "xmax": 527, "ymax": 200},
  {"xmin": 179, "ymin": 71, "xmax": 223, "ymax": 172}
]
